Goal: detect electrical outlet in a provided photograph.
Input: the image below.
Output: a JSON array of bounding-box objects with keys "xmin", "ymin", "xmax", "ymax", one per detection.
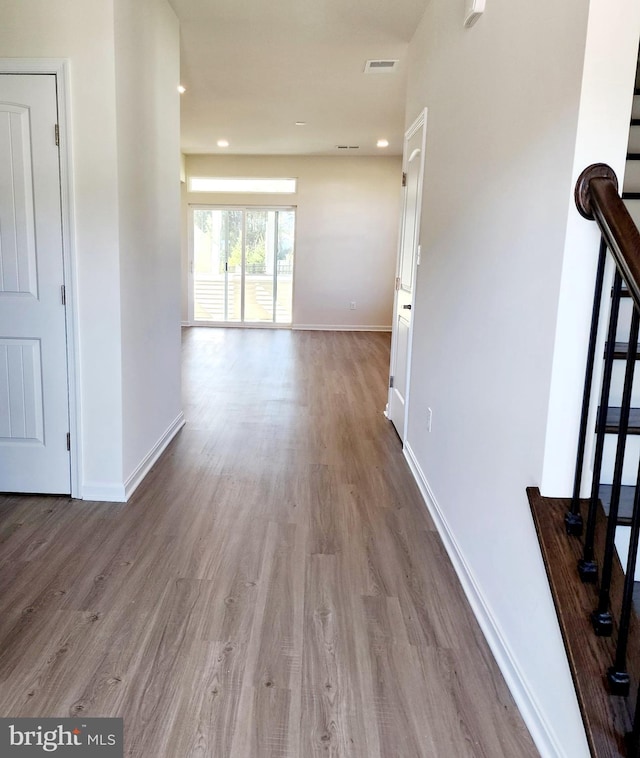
[
  {"xmin": 350, "ymin": 301, "xmax": 357, "ymax": 310},
  {"xmin": 427, "ymin": 407, "xmax": 432, "ymax": 432}
]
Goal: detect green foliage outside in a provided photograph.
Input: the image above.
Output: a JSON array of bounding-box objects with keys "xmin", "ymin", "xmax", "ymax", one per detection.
[{"xmin": 194, "ymin": 209, "xmax": 295, "ymax": 275}]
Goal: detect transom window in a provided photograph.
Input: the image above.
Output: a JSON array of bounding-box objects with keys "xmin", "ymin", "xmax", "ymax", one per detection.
[{"xmin": 189, "ymin": 177, "xmax": 297, "ymax": 194}]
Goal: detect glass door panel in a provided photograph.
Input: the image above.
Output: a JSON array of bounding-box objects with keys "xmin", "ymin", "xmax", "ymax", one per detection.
[
  {"xmin": 193, "ymin": 209, "xmax": 242, "ymax": 322},
  {"xmin": 275, "ymin": 210, "xmax": 295, "ymax": 323},
  {"xmin": 243, "ymin": 210, "xmax": 273, "ymax": 323},
  {"xmin": 223, "ymin": 210, "xmax": 243, "ymax": 322}
]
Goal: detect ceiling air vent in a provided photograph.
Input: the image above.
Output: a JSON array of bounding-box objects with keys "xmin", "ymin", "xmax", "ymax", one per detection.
[
  {"xmin": 364, "ymin": 59, "xmax": 399, "ymax": 74},
  {"xmin": 336, "ymin": 145, "xmax": 360, "ymax": 150}
]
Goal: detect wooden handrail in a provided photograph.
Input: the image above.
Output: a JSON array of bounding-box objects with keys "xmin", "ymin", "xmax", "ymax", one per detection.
[{"xmin": 576, "ymin": 163, "xmax": 640, "ymax": 311}]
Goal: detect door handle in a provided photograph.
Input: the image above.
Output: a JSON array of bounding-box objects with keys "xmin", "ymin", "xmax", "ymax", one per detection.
[{"xmin": 402, "ymin": 304, "xmax": 412, "ymax": 310}]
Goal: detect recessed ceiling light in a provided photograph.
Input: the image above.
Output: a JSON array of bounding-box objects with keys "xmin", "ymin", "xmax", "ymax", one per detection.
[
  {"xmin": 177, "ymin": 85, "xmax": 186, "ymax": 94},
  {"xmin": 295, "ymin": 121, "xmax": 306, "ymax": 126},
  {"xmin": 217, "ymin": 139, "xmax": 229, "ymax": 148},
  {"xmin": 377, "ymin": 139, "xmax": 389, "ymax": 148}
]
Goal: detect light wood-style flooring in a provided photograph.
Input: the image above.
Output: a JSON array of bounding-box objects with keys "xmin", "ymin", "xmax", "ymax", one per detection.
[{"xmin": 0, "ymin": 328, "xmax": 539, "ymax": 757}]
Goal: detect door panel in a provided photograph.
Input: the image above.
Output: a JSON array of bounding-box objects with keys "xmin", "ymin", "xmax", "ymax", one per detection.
[
  {"xmin": 399, "ymin": 150, "xmax": 420, "ymax": 291},
  {"xmin": 0, "ymin": 105, "xmax": 38, "ymax": 295},
  {"xmin": 0, "ymin": 339, "xmax": 44, "ymax": 442},
  {"xmin": 244, "ymin": 209, "xmax": 271, "ymax": 323},
  {"xmin": 0, "ymin": 74, "xmax": 71, "ymax": 493},
  {"xmin": 388, "ymin": 111, "xmax": 427, "ymax": 439},
  {"xmin": 275, "ymin": 210, "xmax": 294, "ymax": 323},
  {"xmin": 193, "ymin": 208, "xmax": 243, "ymax": 322}
]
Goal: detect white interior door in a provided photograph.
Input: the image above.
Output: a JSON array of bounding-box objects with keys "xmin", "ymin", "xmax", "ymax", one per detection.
[
  {"xmin": 387, "ymin": 110, "xmax": 427, "ymax": 440},
  {"xmin": 0, "ymin": 74, "xmax": 71, "ymax": 494}
]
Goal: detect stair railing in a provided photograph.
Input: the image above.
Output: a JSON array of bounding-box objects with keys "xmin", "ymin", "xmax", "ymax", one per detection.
[{"xmin": 569, "ymin": 163, "xmax": 640, "ymax": 754}]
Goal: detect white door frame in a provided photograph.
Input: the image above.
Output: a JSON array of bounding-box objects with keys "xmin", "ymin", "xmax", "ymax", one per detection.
[
  {"xmin": 0, "ymin": 59, "xmax": 81, "ymax": 497},
  {"xmin": 387, "ymin": 107, "xmax": 427, "ymax": 443}
]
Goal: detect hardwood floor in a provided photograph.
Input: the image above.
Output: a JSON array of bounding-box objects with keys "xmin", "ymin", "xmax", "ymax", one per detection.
[{"xmin": 0, "ymin": 328, "xmax": 538, "ymax": 757}]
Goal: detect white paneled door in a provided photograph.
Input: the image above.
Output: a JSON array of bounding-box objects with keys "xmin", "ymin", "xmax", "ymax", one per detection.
[
  {"xmin": 0, "ymin": 74, "xmax": 71, "ymax": 493},
  {"xmin": 387, "ymin": 110, "xmax": 427, "ymax": 440}
]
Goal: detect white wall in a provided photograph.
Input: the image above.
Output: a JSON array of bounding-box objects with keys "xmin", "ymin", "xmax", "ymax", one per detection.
[
  {"xmin": 2, "ymin": 0, "xmax": 183, "ymax": 499},
  {"xmin": 114, "ymin": 0, "xmax": 183, "ymax": 487},
  {"xmin": 1, "ymin": 0, "xmax": 124, "ymax": 493},
  {"xmin": 183, "ymin": 154, "xmax": 402, "ymax": 329},
  {"xmin": 401, "ymin": 0, "xmax": 640, "ymax": 754}
]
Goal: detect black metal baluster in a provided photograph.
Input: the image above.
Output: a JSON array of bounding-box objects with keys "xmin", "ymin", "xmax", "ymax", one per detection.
[
  {"xmin": 567, "ymin": 239, "xmax": 608, "ymax": 536},
  {"xmin": 579, "ymin": 270, "xmax": 624, "ymax": 582},
  {"xmin": 591, "ymin": 306, "xmax": 640, "ymax": 636},
  {"xmin": 608, "ymin": 451, "xmax": 640, "ymax": 695}
]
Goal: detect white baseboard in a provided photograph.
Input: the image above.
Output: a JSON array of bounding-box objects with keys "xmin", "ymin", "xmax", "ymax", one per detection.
[
  {"xmin": 80, "ymin": 412, "xmax": 185, "ymax": 503},
  {"xmin": 184, "ymin": 322, "xmax": 290, "ymax": 330},
  {"xmin": 403, "ymin": 441, "xmax": 565, "ymax": 758},
  {"xmin": 182, "ymin": 322, "xmax": 391, "ymax": 333},
  {"xmin": 292, "ymin": 324, "xmax": 391, "ymax": 332},
  {"xmin": 124, "ymin": 412, "xmax": 186, "ymax": 500},
  {"xmin": 81, "ymin": 483, "xmax": 127, "ymax": 503}
]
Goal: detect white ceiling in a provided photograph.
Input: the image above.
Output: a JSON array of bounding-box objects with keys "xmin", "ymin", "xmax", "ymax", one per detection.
[{"xmin": 168, "ymin": 0, "xmax": 428, "ymax": 156}]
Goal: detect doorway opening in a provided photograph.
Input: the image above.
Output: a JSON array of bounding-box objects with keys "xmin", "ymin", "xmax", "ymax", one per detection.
[{"xmin": 190, "ymin": 206, "xmax": 295, "ymax": 326}]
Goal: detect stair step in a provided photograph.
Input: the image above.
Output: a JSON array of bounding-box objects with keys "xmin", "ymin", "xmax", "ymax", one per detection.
[
  {"xmin": 599, "ymin": 484, "xmax": 635, "ymax": 525},
  {"xmin": 528, "ymin": 488, "xmax": 636, "ymax": 756},
  {"xmin": 605, "ymin": 341, "xmax": 640, "ymax": 358},
  {"xmin": 612, "ymin": 282, "xmax": 632, "ymax": 297},
  {"xmin": 599, "ymin": 406, "xmax": 640, "ymax": 434}
]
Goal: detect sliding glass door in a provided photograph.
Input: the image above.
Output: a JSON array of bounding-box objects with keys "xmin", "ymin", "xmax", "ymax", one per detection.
[{"xmin": 192, "ymin": 207, "xmax": 295, "ymax": 325}]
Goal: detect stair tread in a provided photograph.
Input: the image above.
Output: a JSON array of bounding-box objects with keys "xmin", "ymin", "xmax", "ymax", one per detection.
[
  {"xmin": 599, "ymin": 483, "xmax": 635, "ymax": 525},
  {"xmin": 601, "ymin": 406, "xmax": 640, "ymax": 433},
  {"xmin": 605, "ymin": 340, "xmax": 640, "ymax": 358},
  {"xmin": 528, "ymin": 488, "xmax": 635, "ymax": 756}
]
